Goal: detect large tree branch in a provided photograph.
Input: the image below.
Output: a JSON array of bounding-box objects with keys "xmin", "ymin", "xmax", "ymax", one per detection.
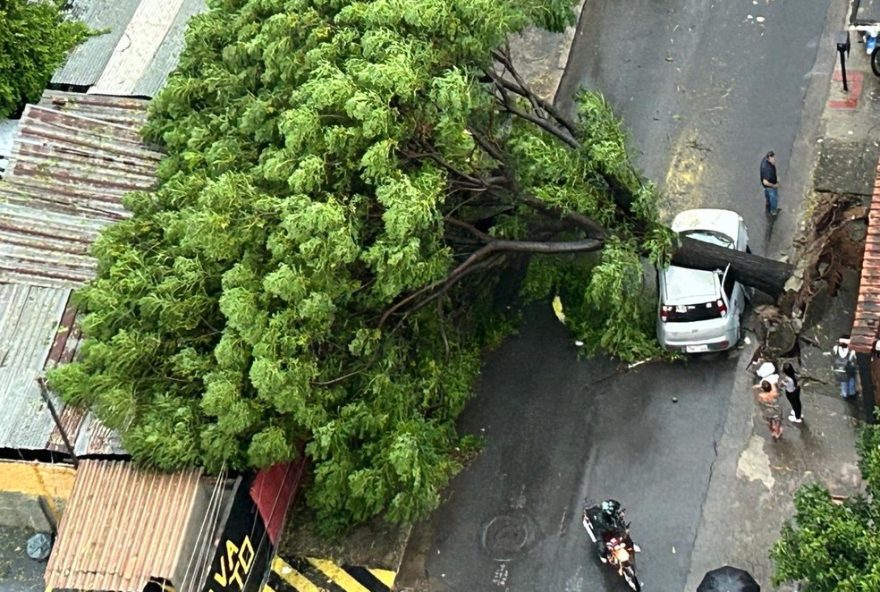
[
  {"xmin": 491, "ymin": 45, "xmax": 543, "ymax": 115},
  {"xmin": 486, "ymin": 56, "xmax": 578, "ymax": 137},
  {"xmin": 469, "ymin": 129, "xmax": 506, "ymax": 162},
  {"xmin": 485, "ymin": 49, "xmax": 640, "ymax": 218},
  {"xmin": 444, "ymin": 216, "xmax": 493, "ymax": 241},
  {"xmin": 402, "ymin": 144, "xmax": 488, "ymax": 190},
  {"xmin": 379, "ymin": 220, "xmax": 603, "ymax": 327},
  {"xmin": 485, "ymin": 237, "xmax": 603, "ymax": 254},
  {"xmin": 390, "ymin": 254, "xmax": 507, "ymax": 331},
  {"xmin": 494, "ymin": 92, "xmax": 579, "ymax": 149}
]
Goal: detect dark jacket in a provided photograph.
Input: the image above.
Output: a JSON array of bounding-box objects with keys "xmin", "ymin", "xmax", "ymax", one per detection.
[{"xmin": 760, "ymin": 157, "xmax": 777, "ymax": 187}]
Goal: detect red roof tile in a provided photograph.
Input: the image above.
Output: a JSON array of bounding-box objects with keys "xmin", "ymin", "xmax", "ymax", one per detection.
[{"xmin": 851, "ymin": 158, "xmax": 880, "ymax": 352}]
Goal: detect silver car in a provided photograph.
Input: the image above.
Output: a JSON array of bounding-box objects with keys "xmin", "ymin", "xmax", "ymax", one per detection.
[{"xmin": 657, "ymin": 209, "xmax": 750, "ymax": 353}]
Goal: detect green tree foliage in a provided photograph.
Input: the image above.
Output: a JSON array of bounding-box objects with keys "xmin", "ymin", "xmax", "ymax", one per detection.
[
  {"xmin": 0, "ymin": 0, "xmax": 91, "ymax": 118},
  {"xmin": 771, "ymin": 424, "xmax": 880, "ymax": 590},
  {"xmin": 48, "ymin": 0, "xmax": 671, "ymax": 533}
]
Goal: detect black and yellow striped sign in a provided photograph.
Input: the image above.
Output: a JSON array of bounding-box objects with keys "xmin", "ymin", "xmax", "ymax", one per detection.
[{"xmin": 265, "ymin": 556, "xmax": 396, "ymax": 592}]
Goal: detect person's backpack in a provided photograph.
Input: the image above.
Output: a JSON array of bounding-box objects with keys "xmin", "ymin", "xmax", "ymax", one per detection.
[
  {"xmin": 833, "ymin": 347, "xmax": 855, "ymax": 380},
  {"xmin": 831, "ymin": 345, "xmax": 850, "ymax": 382}
]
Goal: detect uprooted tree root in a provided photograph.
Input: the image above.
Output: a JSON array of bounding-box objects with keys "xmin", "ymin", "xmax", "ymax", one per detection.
[{"xmin": 752, "ymin": 191, "xmax": 868, "ymax": 360}]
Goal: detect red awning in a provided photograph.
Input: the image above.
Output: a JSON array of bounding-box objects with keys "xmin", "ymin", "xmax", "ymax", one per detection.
[{"xmin": 249, "ymin": 458, "xmax": 306, "ymax": 546}]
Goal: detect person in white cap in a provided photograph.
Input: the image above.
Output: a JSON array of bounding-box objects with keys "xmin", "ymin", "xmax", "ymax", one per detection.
[
  {"xmin": 756, "ymin": 360, "xmax": 779, "ymax": 386},
  {"xmin": 831, "ymin": 335, "xmax": 858, "ymax": 398}
]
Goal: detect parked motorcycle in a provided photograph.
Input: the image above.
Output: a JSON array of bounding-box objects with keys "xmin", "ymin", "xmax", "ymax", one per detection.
[
  {"xmin": 850, "ymin": 0, "xmax": 880, "ymax": 76},
  {"xmin": 582, "ymin": 500, "xmax": 642, "ymax": 591}
]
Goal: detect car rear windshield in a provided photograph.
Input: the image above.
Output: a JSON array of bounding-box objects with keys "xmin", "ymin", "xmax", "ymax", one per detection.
[
  {"xmin": 682, "ymin": 229, "xmax": 734, "ymax": 249},
  {"xmin": 662, "ymin": 301, "xmax": 723, "ymax": 322}
]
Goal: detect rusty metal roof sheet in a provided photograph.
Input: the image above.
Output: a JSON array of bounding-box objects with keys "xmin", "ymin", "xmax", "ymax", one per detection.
[
  {"xmin": 53, "ymin": 0, "xmax": 208, "ymax": 98},
  {"xmin": 0, "ymin": 100, "xmax": 161, "ymax": 289},
  {"xmin": 0, "ymin": 283, "xmax": 125, "ymax": 456},
  {"xmin": 45, "ymin": 460, "xmax": 206, "ymax": 592},
  {"xmin": 852, "ymin": 159, "xmax": 880, "ymax": 353},
  {"xmin": 0, "ymin": 92, "xmax": 157, "ymax": 455},
  {"xmin": 38, "ymin": 91, "xmax": 149, "ymax": 128}
]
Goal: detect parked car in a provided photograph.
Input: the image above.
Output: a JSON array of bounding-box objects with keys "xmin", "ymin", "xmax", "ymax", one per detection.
[{"xmin": 657, "ymin": 209, "xmax": 750, "ymax": 353}]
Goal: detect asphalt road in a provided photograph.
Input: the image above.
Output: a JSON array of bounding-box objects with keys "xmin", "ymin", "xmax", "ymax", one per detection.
[
  {"xmin": 420, "ymin": 309, "xmax": 739, "ymax": 592},
  {"xmin": 559, "ymin": 0, "xmax": 829, "ymax": 251},
  {"xmin": 414, "ymin": 1, "xmax": 832, "ymax": 590}
]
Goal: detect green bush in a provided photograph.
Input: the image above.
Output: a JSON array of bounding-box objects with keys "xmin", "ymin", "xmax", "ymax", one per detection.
[
  {"xmin": 0, "ymin": 0, "xmax": 91, "ymax": 118},
  {"xmin": 771, "ymin": 423, "xmax": 880, "ymax": 590}
]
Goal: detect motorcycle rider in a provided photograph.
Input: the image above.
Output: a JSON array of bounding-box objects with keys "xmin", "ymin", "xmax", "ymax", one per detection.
[{"xmin": 592, "ymin": 499, "xmax": 626, "ymax": 563}]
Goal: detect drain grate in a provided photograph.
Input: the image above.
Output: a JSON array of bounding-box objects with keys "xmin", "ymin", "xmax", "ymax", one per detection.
[{"xmin": 482, "ymin": 512, "xmax": 535, "ymax": 561}]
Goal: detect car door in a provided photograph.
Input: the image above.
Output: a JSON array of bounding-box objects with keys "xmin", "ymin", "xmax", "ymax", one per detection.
[
  {"xmin": 736, "ymin": 217, "xmax": 750, "ymax": 252},
  {"xmin": 721, "ymin": 264, "xmax": 744, "ymax": 320}
]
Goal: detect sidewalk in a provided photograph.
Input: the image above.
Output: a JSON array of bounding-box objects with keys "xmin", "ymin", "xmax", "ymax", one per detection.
[{"xmin": 684, "ymin": 4, "xmax": 880, "ymax": 589}]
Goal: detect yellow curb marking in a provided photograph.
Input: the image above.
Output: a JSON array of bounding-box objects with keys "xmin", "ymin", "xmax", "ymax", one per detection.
[
  {"xmin": 369, "ymin": 568, "xmax": 396, "ymax": 587},
  {"xmin": 307, "ymin": 557, "xmax": 370, "ymax": 592},
  {"xmin": 272, "ymin": 557, "xmax": 321, "ymax": 592}
]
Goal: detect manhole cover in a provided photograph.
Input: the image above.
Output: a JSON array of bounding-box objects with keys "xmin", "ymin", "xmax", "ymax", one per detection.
[{"xmin": 482, "ymin": 513, "xmax": 534, "ymax": 560}]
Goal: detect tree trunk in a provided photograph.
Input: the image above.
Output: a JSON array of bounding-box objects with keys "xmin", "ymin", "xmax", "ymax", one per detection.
[{"xmin": 671, "ymin": 236, "xmax": 794, "ymax": 299}]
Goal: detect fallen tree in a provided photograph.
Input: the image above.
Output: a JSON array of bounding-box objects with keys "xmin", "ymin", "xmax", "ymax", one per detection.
[
  {"xmin": 673, "ymin": 237, "xmax": 793, "ymax": 299},
  {"xmin": 47, "ymin": 0, "xmax": 797, "ymax": 533}
]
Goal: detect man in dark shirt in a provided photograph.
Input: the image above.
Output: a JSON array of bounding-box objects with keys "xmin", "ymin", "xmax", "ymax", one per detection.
[{"xmin": 760, "ymin": 151, "xmax": 780, "ymax": 216}]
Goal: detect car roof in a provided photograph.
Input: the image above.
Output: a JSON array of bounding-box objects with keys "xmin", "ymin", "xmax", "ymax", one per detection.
[
  {"xmin": 671, "ymin": 209, "xmax": 742, "ymax": 244},
  {"xmin": 660, "ymin": 266, "xmax": 720, "ymax": 304}
]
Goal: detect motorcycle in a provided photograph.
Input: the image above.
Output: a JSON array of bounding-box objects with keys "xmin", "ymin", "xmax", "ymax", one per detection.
[
  {"xmin": 582, "ymin": 501, "xmax": 642, "ymax": 591},
  {"xmin": 850, "ymin": 0, "xmax": 880, "ymax": 76},
  {"xmin": 859, "ymin": 27, "xmax": 880, "ymax": 77}
]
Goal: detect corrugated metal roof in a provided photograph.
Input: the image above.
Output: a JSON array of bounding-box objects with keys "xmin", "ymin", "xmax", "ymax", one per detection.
[
  {"xmin": 0, "ymin": 92, "xmax": 151, "ymax": 455},
  {"xmin": 38, "ymin": 90, "xmax": 149, "ymax": 128},
  {"xmin": 52, "ymin": 0, "xmax": 145, "ymax": 88},
  {"xmin": 0, "ymin": 284, "xmax": 70, "ymax": 450},
  {"xmin": 852, "ymin": 159, "xmax": 880, "ymax": 352},
  {"xmin": 90, "ymin": 0, "xmax": 187, "ymax": 97},
  {"xmin": 133, "ymin": 0, "xmax": 208, "ymax": 98},
  {"xmin": 0, "ymin": 283, "xmax": 124, "ymax": 456},
  {"xmin": 44, "ymin": 295, "xmax": 126, "ymax": 457},
  {"xmin": 53, "ymin": 0, "xmax": 208, "ymax": 98},
  {"xmin": 0, "ymin": 101, "xmax": 161, "ymax": 289},
  {"xmin": 45, "ymin": 460, "xmax": 205, "ymax": 592}
]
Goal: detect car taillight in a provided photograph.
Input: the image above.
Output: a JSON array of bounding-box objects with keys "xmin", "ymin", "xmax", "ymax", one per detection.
[
  {"xmin": 661, "ymin": 305, "xmax": 670, "ymax": 322},
  {"xmin": 716, "ymin": 298, "xmax": 727, "ymax": 317}
]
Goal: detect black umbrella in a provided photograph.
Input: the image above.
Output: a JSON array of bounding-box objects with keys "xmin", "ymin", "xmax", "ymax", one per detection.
[{"xmin": 697, "ymin": 566, "xmax": 760, "ymax": 592}]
